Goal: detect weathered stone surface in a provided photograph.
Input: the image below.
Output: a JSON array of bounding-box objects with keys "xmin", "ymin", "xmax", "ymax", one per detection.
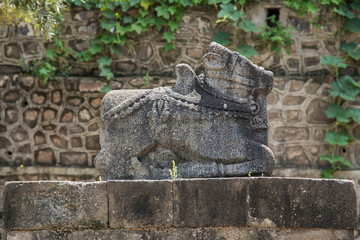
[
  {"xmin": 174, "ymin": 178, "xmax": 247, "ymax": 227},
  {"xmin": 159, "ymin": 47, "xmax": 181, "ymax": 65},
  {"xmin": 86, "ymin": 135, "xmax": 100, "ymax": 150},
  {"xmin": 136, "ymin": 42, "xmax": 153, "ymax": 61},
  {"xmin": 129, "ymin": 78, "xmax": 145, "ymax": 87},
  {"xmin": 23, "ymin": 42, "xmax": 40, "ymax": 55},
  {"xmin": 285, "ymin": 146, "xmax": 310, "ymax": 165},
  {"xmin": 0, "ymin": 75, "xmax": 10, "ymax": 87},
  {"xmin": 42, "ymin": 124, "xmax": 57, "ymax": 131},
  {"xmin": 77, "ymin": 23, "xmax": 97, "ymax": 36},
  {"xmin": 79, "ymin": 108, "xmax": 92, "ymax": 122},
  {"xmin": 73, "ymin": 10, "xmax": 96, "ymax": 21},
  {"xmin": 42, "ymin": 108, "xmax": 57, "ymax": 121},
  {"xmin": 3, "ymin": 181, "xmax": 107, "ymax": 230},
  {"xmin": 273, "ymin": 127, "xmax": 309, "ymax": 142},
  {"xmin": 66, "ymin": 96, "xmax": 84, "ymax": 106},
  {"xmin": 304, "ymin": 56, "xmax": 320, "ymax": 67},
  {"xmin": 5, "ymin": 228, "xmax": 354, "ymax": 240},
  {"xmin": 287, "ymin": 58, "xmax": 300, "ymax": 69},
  {"xmin": 268, "ymin": 109, "xmax": 282, "ymax": 122},
  {"xmin": 23, "ymin": 109, "xmax": 39, "ymax": 128},
  {"xmin": 4, "ymin": 43, "xmax": 21, "ymax": 59},
  {"xmin": 4, "ymin": 90, "xmax": 20, "ymax": 102},
  {"xmin": 34, "ymin": 131, "xmax": 46, "ymax": 145},
  {"xmin": 50, "ymin": 90, "xmax": 62, "ymax": 105},
  {"xmin": 71, "ymin": 137, "xmax": 82, "ymax": 148},
  {"xmin": 59, "ymin": 126, "xmax": 67, "ymax": 136},
  {"xmin": 18, "ymin": 144, "xmax": 31, "ymax": 154},
  {"xmin": 60, "ymin": 152, "xmax": 87, "ymax": 165},
  {"xmin": 79, "ymin": 80, "xmax": 103, "ymax": 92},
  {"xmin": 314, "ymin": 128, "xmax": 326, "ymax": 141},
  {"xmin": 0, "ymin": 136, "xmax": 11, "ymax": 149},
  {"xmin": 248, "ymin": 178, "xmax": 357, "ymax": 229},
  {"xmin": 50, "ymin": 135, "xmax": 68, "ymax": 149},
  {"xmin": 114, "ymin": 61, "xmax": 136, "ymax": 73},
  {"xmin": 90, "ymin": 97, "xmax": 102, "ymax": 109},
  {"xmin": 70, "ymin": 125, "xmax": 84, "ymax": 133},
  {"xmin": 19, "ymin": 76, "xmax": 35, "ymax": 90},
  {"xmin": 69, "ymin": 40, "xmax": 91, "ymax": 52},
  {"xmin": 10, "ymin": 126, "xmax": 28, "ymax": 142},
  {"xmin": 31, "ymin": 92, "xmax": 46, "ymax": 105},
  {"xmin": 95, "ymin": 42, "xmax": 275, "ymax": 179},
  {"xmin": 186, "ymin": 48, "xmax": 203, "ymax": 59},
  {"xmin": 266, "ymin": 92, "xmax": 279, "ymax": 105},
  {"xmin": 16, "ymin": 22, "xmax": 34, "ymax": 36},
  {"xmin": 289, "ymin": 80, "xmax": 304, "ymax": 92},
  {"xmin": 88, "ymin": 123, "xmax": 99, "ymax": 131},
  {"xmin": 286, "ymin": 110, "xmax": 302, "ymax": 123},
  {"xmin": 0, "ymin": 124, "xmax": 7, "ymax": 133},
  {"xmin": 289, "ymin": 16, "xmax": 311, "ymax": 33},
  {"xmin": 60, "ymin": 109, "xmax": 74, "ymax": 123},
  {"xmin": 108, "ymin": 180, "xmax": 173, "ymax": 228},
  {"xmin": 306, "ymin": 99, "xmax": 330, "ymax": 124},
  {"xmin": 283, "ymin": 95, "xmax": 305, "ymax": 105},
  {"xmin": 35, "ymin": 148, "xmax": 55, "ymax": 165},
  {"xmin": 305, "ymin": 81, "xmax": 321, "ymax": 94},
  {"xmin": 5, "ymin": 107, "xmax": 19, "ymax": 124}
]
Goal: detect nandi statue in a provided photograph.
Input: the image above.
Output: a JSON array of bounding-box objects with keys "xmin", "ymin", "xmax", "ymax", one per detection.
[{"xmin": 95, "ymin": 42, "xmax": 275, "ymax": 180}]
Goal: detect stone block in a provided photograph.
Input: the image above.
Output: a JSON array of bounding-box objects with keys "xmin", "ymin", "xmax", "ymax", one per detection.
[
  {"xmin": 5, "ymin": 228, "xmax": 354, "ymax": 240},
  {"xmin": 42, "ymin": 108, "xmax": 57, "ymax": 121},
  {"xmin": 306, "ymin": 99, "xmax": 331, "ymax": 124},
  {"xmin": 60, "ymin": 109, "xmax": 74, "ymax": 123},
  {"xmin": 23, "ymin": 42, "xmax": 40, "ymax": 55},
  {"xmin": 4, "ymin": 181, "xmax": 108, "ymax": 230},
  {"xmin": 304, "ymin": 56, "xmax": 320, "ymax": 67},
  {"xmin": 60, "ymin": 152, "xmax": 87, "ymax": 166},
  {"xmin": 107, "ymin": 180, "xmax": 173, "ymax": 228},
  {"xmin": 51, "ymin": 90, "xmax": 62, "ymax": 105},
  {"xmin": 10, "ymin": 126, "xmax": 28, "ymax": 142},
  {"xmin": 0, "ymin": 136, "xmax": 11, "ymax": 149},
  {"xmin": 66, "ymin": 96, "xmax": 84, "ymax": 106},
  {"xmin": 79, "ymin": 108, "xmax": 92, "ymax": 122},
  {"xmin": 79, "ymin": 80, "xmax": 103, "ymax": 92},
  {"xmin": 4, "ymin": 90, "xmax": 20, "ymax": 102},
  {"xmin": 4, "ymin": 43, "xmax": 21, "ymax": 59},
  {"xmin": 286, "ymin": 110, "xmax": 302, "ymax": 123},
  {"xmin": 19, "ymin": 76, "xmax": 35, "ymax": 90},
  {"xmin": 35, "ymin": 148, "xmax": 55, "ymax": 165},
  {"xmin": 50, "ymin": 135, "xmax": 68, "ymax": 149},
  {"xmin": 273, "ymin": 127, "xmax": 309, "ymax": 142},
  {"xmin": 283, "ymin": 95, "xmax": 305, "ymax": 105},
  {"xmin": 174, "ymin": 178, "xmax": 248, "ymax": 227},
  {"xmin": 304, "ymin": 82, "xmax": 320, "ymax": 95},
  {"xmin": 289, "ymin": 80, "xmax": 304, "ymax": 92},
  {"xmin": 31, "ymin": 92, "xmax": 47, "ymax": 105},
  {"xmin": 136, "ymin": 42, "xmax": 153, "ymax": 61},
  {"xmin": 86, "ymin": 135, "xmax": 100, "ymax": 150},
  {"xmin": 34, "ymin": 131, "xmax": 46, "ymax": 145},
  {"xmin": 248, "ymin": 178, "xmax": 357, "ymax": 229},
  {"xmin": 5, "ymin": 107, "xmax": 19, "ymax": 124},
  {"xmin": 77, "ymin": 23, "xmax": 97, "ymax": 36}
]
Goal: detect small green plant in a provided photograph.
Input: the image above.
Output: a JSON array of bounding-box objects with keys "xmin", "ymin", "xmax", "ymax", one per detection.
[
  {"xmin": 169, "ymin": 160, "xmax": 177, "ymax": 180},
  {"xmin": 143, "ymin": 71, "xmax": 150, "ymax": 85},
  {"xmin": 248, "ymin": 172, "xmax": 251, "ymax": 177}
]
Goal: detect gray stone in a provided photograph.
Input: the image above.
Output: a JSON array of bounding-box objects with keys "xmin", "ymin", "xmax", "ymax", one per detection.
[
  {"xmin": 60, "ymin": 109, "xmax": 74, "ymax": 123},
  {"xmin": 304, "ymin": 56, "xmax": 320, "ymax": 67},
  {"xmin": 273, "ymin": 127, "xmax": 309, "ymax": 142},
  {"xmin": 16, "ymin": 22, "xmax": 34, "ymax": 36},
  {"xmin": 70, "ymin": 125, "xmax": 84, "ymax": 133},
  {"xmin": 248, "ymin": 178, "xmax": 357, "ymax": 229},
  {"xmin": 71, "ymin": 137, "xmax": 82, "ymax": 148},
  {"xmin": 4, "ymin": 43, "xmax": 21, "ymax": 59},
  {"xmin": 136, "ymin": 42, "xmax": 153, "ymax": 61},
  {"xmin": 19, "ymin": 76, "xmax": 35, "ymax": 90},
  {"xmin": 51, "ymin": 90, "xmax": 62, "ymax": 105},
  {"xmin": 4, "ymin": 89, "xmax": 20, "ymax": 102},
  {"xmin": 10, "ymin": 126, "xmax": 28, "ymax": 142},
  {"xmin": 66, "ymin": 96, "xmax": 84, "ymax": 106},
  {"xmin": 5, "ymin": 107, "xmax": 19, "ymax": 124},
  {"xmin": 306, "ymin": 99, "xmax": 331, "ymax": 124},
  {"xmin": 159, "ymin": 47, "xmax": 181, "ymax": 65},
  {"xmin": 114, "ymin": 61, "xmax": 136, "ymax": 73},
  {"xmin": 69, "ymin": 40, "xmax": 91, "ymax": 52},
  {"xmin": 287, "ymin": 58, "xmax": 300, "ymax": 69},
  {"xmin": 77, "ymin": 23, "xmax": 97, "ymax": 36},
  {"xmin": 95, "ymin": 42, "xmax": 275, "ymax": 179},
  {"xmin": 60, "ymin": 152, "xmax": 87, "ymax": 166},
  {"xmin": 86, "ymin": 135, "xmax": 100, "ymax": 150},
  {"xmin": 174, "ymin": 178, "xmax": 248, "ymax": 227},
  {"xmin": 0, "ymin": 136, "xmax": 11, "ymax": 149},
  {"xmin": 50, "ymin": 135, "xmax": 68, "ymax": 149},
  {"xmin": 283, "ymin": 95, "xmax": 305, "ymax": 105},
  {"xmin": 108, "ymin": 180, "xmax": 173, "ymax": 228},
  {"xmin": 31, "ymin": 92, "xmax": 47, "ymax": 105},
  {"xmin": 79, "ymin": 108, "xmax": 92, "ymax": 122},
  {"xmin": 35, "ymin": 148, "xmax": 55, "ymax": 165},
  {"xmin": 3, "ymin": 181, "xmax": 107, "ymax": 230},
  {"xmin": 34, "ymin": 131, "xmax": 46, "ymax": 145},
  {"xmin": 42, "ymin": 108, "xmax": 57, "ymax": 121},
  {"xmin": 23, "ymin": 42, "xmax": 41, "ymax": 55}
]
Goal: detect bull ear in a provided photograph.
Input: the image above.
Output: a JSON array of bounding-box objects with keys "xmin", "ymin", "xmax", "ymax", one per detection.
[{"xmin": 203, "ymin": 52, "xmax": 225, "ymax": 70}]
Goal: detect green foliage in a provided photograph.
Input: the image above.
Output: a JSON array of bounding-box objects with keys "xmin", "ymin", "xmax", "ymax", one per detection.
[
  {"xmin": 237, "ymin": 44, "xmax": 258, "ymax": 58},
  {"xmin": 258, "ymin": 15, "xmax": 294, "ymax": 55},
  {"xmin": 143, "ymin": 71, "xmax": 150, "ymax": 85},
  {"xmin": 100, "ymin": 85, "xmax": 113, "ymax": 93},
  {"xmin": 169, "ymin": 160, "xmax": 178, "ymax": 180}
]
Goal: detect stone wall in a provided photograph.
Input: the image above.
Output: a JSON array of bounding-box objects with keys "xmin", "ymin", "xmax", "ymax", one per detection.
[{"xmin": 3, "ymin": 178, "xmax": 357, "ymax": 239}]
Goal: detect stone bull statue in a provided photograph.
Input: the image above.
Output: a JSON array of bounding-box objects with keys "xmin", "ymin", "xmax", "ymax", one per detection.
[{"xmin": 95, "ymin": 42, "xmax": 275, "ymax": 180}]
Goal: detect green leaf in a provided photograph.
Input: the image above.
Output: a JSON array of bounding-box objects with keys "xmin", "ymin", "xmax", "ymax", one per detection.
[
  {"xmin": 218, "ymin": 4, "xmax": 243, "ymax": 21},
  {"xmin": 155, "ymin": 5, "xmax": 170, "ymax": 19},
  {"xmin": 108, "ymin": 44, "xmax": 122, "ymax": 55},
  {"xmin": 345, "ymin": 18, "xmax": 360, "ymax": 33},
  {"xmin": 238, "ymin": 19, "xmax": 260, "ymax": 33},
  {"xmin": 341, "ymin": 42, "xmax": 360, "ymax": 60},
  {"xmin": 320, "ymin": 154, "xmax": 353, "ymax": 168},
  {"xmin": 152, "ymin": 18, "xmax": 166, "ymax": 31},
  {"xmin": 351, "ymin": 2, "xmax": 360, "ymax": 11},
  {"xmin": 320, "ymin": 169, "xmax": 335, "ymax": 179},
  {"xmin": 123, "ymin": 16, "xmax": 133, "ymax": 24},
  {"xmin": 325, "ymin": 104, "xmax": 342, "ymax": 119},
  {"xmin": 101, "ymin": 34, "xmax": 115, "ymax": 44},
  {"xmin": 89, "ymin": 44, "xmax": 103, "ymax": 55},
  {"xmin": 130, "ymin": 23, "xmax": 144, "ymax": 34},
  {"xmin": 329, "ymin": 75, "xmax": 360, "ymax": 101},
  {"xmin": 163, "ymin": 31, "xmax": 175, "ymax": 43},
  {"xmin": 212, "ymin": 31, "xmax": 231, "ymax": 46},
  {"xmin": 100, "ymin": 18, "xmax": 116, "ymax": 32},
  {"xmin": 99, "ymin": 67, "xmax": 114, "ymax": 80},
  {"xmin": 45, "ymin": 50, "xmax": 56, "ymax": 61},
  {"xmin": 326, "ymin": 131, "xmax": 351, "ymax": 146},
  {"xmin": 168, "ymin": 21, "xmax": 179, "ymax": 31},
  {"xmin": 100, "ymin": 85, "xmax": 113, "ymax": 93},
  {"xmin": 237, "ymin": 44, "xmax": 259, "ymax": 58},
  {"xmin": 320, "ymin": 55, "xmax": 347, "ymax": 68},
  {"xmin": 97, "ymin": 56, "xmax": 112, "ymax": 68},
  {"xmin": 164, "ymin": 42, "xmax": 176, "ymax": 51},
  {"xmin": 349, "ymin": 108, "xmax": 360, "ymax": 124},
  {"xmin": 168, "ymin": 6, "xmax": 177, "ymax": 15},
  {"xmin": 334, "ymin": 4, "xmax": 355, "ymax": 19}
]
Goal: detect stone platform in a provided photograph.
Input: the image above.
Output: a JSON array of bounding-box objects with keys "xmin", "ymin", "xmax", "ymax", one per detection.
[{"xmin": 3, "ymin": 178, "xmax": 357, "ymax": 240}]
